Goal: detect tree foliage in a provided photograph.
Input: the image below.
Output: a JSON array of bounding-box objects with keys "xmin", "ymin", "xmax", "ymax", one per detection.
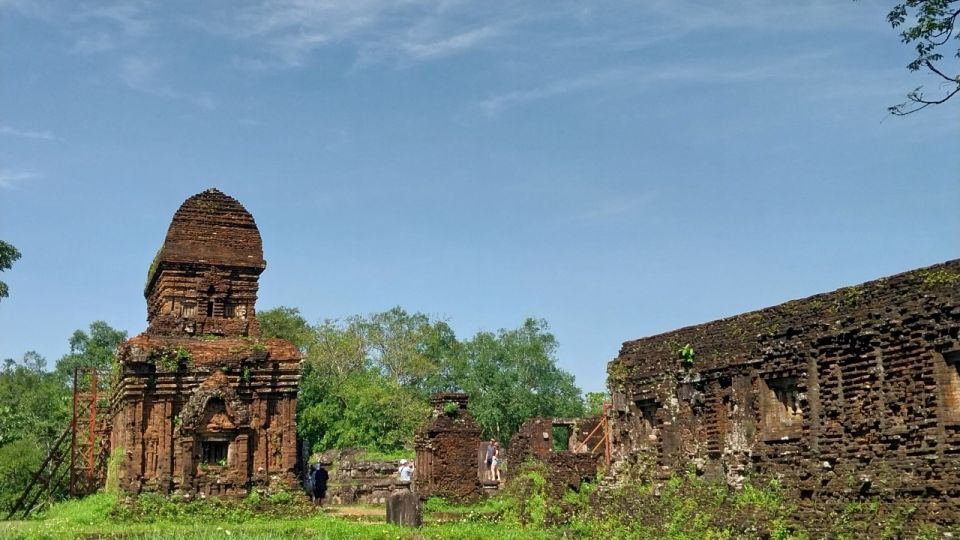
[
  {"xmin": 259, "ymin": 307, "xmax": 585, "ymax": 452},
  {"xmin": 0, "ymin": 239, "xmax": 22, "ymax": 302},
  {"xmin": 55, "ymin": 321, "xmax": 127, "ymax": 385},
  {"xmin": 0, "ymin": 352, "xmax": 70, "ymax": 450},
  {"xmin": 583, "ymin": 391, "xmax": 608, "ymax": 417},
  {"xmin": 0, "ymin": 352, "xmax": 71, "ymax": 514},
  {"xmin": 452, "ymin": 318, "xmax": 584, "ymax": 442},
  {"xmin": 882, "ymin": 0, "xmax": 960, "ymax": 114}
]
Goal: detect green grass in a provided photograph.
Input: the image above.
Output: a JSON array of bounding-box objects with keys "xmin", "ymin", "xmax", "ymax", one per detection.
[
  {"xmin": 0, "ymin": 493, "xmax": 553, "ymax": 540},
  {"xmin": 353, "ymin": 448, "xmax": 415, "ymax": 462}
]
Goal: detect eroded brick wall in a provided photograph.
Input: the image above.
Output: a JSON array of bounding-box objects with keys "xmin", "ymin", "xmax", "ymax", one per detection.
[
  {"xmin": 607, "ymin": 259, "xmax": 960, "ymax": 526},
  {"xmin": 414, "ymin": 393, "xmax": 483, "ymax": 501},
  {"xmin": 506, "ymin": 417, "xmax": 604, "ymax": 496}
]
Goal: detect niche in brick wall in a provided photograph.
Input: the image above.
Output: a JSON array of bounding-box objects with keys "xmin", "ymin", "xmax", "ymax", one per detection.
[
  {"xmin": 761, "ymin": 376, "xmax": 802, "ymax": 439},
  {"xmin": 201, "ymin": 440, "xmax": 229, "ymax": 464},
  {"xmin": 634, "ymin": 399, "xmax": 658, "ymax": 441},
  {"xmin": 936, "ymin": 350, "xmax": 960, "ymax": 423}
]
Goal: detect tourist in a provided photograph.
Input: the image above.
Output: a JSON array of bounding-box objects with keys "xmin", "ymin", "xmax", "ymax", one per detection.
[
  {"xmin": 485, "ymin": 439, "xmax": 497, "ymax": 480},
  {"xmin": 491, "ymin": 442, "xmax": 501, "ymax": 482},
  {"xmin": 398, "ymin": 459, "xmax": 414, "ymax": 486},
  {"xmin": 312, "ymin": 463, "xmax": 329, "ymax": 506}
]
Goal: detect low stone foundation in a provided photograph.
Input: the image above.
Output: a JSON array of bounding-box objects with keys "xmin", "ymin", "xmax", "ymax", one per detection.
[{"xmin": 314, "ymin": 449, "xmax": 405, "ymax": 505}]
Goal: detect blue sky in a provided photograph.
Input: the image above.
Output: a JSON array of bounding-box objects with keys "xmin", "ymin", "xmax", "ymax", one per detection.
[{"xmin": 0, "ymin": 0, "xmax": 957, "ymax": 394}]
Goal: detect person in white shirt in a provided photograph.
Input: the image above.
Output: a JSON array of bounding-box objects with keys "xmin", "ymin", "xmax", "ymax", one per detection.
[{"xmin": 398, "ymin": 459, "xmax": 414, "ymax": 483}]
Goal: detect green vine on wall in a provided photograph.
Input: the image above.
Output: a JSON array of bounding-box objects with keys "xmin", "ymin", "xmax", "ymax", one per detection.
[{"xmin": 678, "ymin": 344, "xmax": 696, "ymax": 367}]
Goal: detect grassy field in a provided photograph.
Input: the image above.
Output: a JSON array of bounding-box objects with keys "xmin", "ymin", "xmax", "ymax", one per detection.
[{"xmin": 0, "ymin": 493, "xmax": 552, "ymax": 540}]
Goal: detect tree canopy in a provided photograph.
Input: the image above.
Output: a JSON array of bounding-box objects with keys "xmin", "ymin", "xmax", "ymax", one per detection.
[
  {"xmin": 259, "ymin": 307, "xmax": 586, "ymax": 452},
  {"xmin": 0, "ymin": 240, "xmax": 22, "ymax": 303},
  {"xmin": 55, "ymin": 321, "xmax": 128, "ymax": 385},
  {"xmin": 882, "ymin": 0, "xmax": 960, "ymax": 114}
]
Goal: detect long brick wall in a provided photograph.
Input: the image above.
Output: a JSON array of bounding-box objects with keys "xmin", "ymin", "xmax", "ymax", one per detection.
[{"xmin": 607, "ymin": 259, "xmax": 960, "ymax": 526}]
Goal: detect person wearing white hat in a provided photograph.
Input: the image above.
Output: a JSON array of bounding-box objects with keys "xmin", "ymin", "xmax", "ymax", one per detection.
[{"xmin": 398, "ymin": 459, "xmax": 414, "ymax": 483}]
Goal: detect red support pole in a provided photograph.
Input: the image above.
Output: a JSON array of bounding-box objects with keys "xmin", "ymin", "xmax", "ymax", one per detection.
[
  {"xmin": 87, "ymin": 370, "xmax": 97, "ymax": 492},
  {"xmin": 69, "ymin": 369, "xmax": 79, "ymax": 497}
]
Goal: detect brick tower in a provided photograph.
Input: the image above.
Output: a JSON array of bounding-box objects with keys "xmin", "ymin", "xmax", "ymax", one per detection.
[{"xmin": 109, "ymin": 188, "xmax": 300, "ymax": 497}]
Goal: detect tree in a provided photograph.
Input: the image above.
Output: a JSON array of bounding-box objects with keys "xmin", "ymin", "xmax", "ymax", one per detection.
[
  {"xmin": 258, "ymin": 306, "xmax": 314, "ymax": 352},
  {"xmin": 55, "ymin": 321, "xmax": 127, "ymax": 385},
  {"xmin": 0, "ymin": 352, "xmax": 70, "ymax": 450},
  {"xmin": 584, "ymin": 391, "xmax": 609, "ymax": 417},
  {"xmin": 359, "ymin": 307, "xmax": 459, "ymax": 390},
  {"xmin": 262, "ymin": 306, "xmax": 444, "ymax": 452},
  {"xmin": 0, "ymin": 353, "xmax": 71, "ymax": 514},
  {"xmin": 882, "ymin": 0, "xmax": 960, "ymax": 114},
  {"xmin": 0, "ymin": 240, "xmax": 21, "ymax": 303},
  {"xmin": 261, "ymin": 305, "xmax": 586, "ymax": 452},
  {"xmin": 454, "ymin": 318, "xmax": 584, "ymax": 442}
]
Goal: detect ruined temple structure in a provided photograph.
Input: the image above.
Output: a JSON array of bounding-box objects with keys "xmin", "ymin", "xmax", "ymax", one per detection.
[
  {"xmin": 505, "ymin": 416, "xmax": 605, "ymax": 496},
  {"xmin": 413, "ymin": 393, "xmax": 484, "ymax": 501},
  {"xmin": 607, "ymin": 259, "xmax": 960, "ymax": 526},
  {"xmin": 108, "ymin": 188, "xmax": 301, "ymax": 497}
]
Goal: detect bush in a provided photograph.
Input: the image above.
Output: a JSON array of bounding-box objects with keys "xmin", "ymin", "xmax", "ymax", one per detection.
[
  {"xmin": 0, "ymin": 436, "xmax": 47, "ymax": 515},
  {"xmin": 268, "ymin": 490, "xmax": 292, "ymax": 505},
  {"xmin": 499, "ymin": 460, "xmax": 550, "ymax": 527}
]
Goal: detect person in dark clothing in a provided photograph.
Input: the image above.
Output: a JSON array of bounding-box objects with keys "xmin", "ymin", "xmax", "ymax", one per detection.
[{"xmin": 311, "ymin": 464, "xmax": 329, "ymax": 506}]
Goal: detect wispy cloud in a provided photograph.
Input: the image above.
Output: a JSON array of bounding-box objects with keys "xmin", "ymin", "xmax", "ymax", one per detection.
[
  {"xmin": 221, "ymin": 0, "xmax": 509, "ymax": 69},
  {"xmin": 119, "ymin": 56, "xmax": 215, "ymax": 109},
  {"xmin": 475, "ymin": 49, "xmax": 841, "ymax": 116},
  {"xmin": 78, "ymin": 2, "xmax": 150, "ymax": 38},
  {"xmin": 399, "ymin": 22, "xmax": 503, "ymax": 60},
  {"xmin": 0, "ymin": 124, "xmax": 54, "ymax": 140},
  {"xmin": 476, "ymin": 69, "xmax": 627, "ymax": 116},
  {"xmin": 572, "ymin": 193, "xmax": 658, "ymax": 222},
  {"xmin": 0, "ymin": 169, "xmax": 38, "ymax": 189},
  {"xmin": 68, "ymin": 2, "xmax": 150, "ymax": 55}
]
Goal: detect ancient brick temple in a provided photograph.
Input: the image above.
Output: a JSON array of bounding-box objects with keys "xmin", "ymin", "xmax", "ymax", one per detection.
[
  {"xmin": 607, "ymin": 259, "xmax": 960, "ymax": 526},
  {"xmin": 109, "ymin": 188, "xmax": 301, "ymax": 497},
  {"xmin": 414, "ymin": 393, "xmax": 484, "ymax": 501}
]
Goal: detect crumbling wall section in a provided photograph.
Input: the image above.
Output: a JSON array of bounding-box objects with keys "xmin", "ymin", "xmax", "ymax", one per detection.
[
  {"xmin": 314, "ymin": 449, "xmax": 404, "ymax": 504},
  {"xmin": 506, "ymin": 417, "xmax": 604, "ymax": 496},
  {"xmin": 607, "ymin": 259, "xmax": 960, "ymax": 527},
  {"xmin": 414, "ymin": 393, "xmax": 483, "ymax": 501}
]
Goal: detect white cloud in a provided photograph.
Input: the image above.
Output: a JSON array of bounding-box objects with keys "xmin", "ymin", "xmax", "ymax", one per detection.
[
  {"xmin": 221, "ymin": 0, "xmax": 509, "ymax": 69},
  {"xmin": 0, "ymin": 169, "xmax": 38, "ymax": 189},
  {"xmin": 476, "ymin": 69, "xmax": 627, "ymax": 116},
  {"xmin": 0, "ymin": 124, "xmax": 54, "ymax": 140},
  {"xmin": 400, "ymin": 23, "xmax": 501, "ymax": 60},
  {"xmin": 572, "ymin": 193, "xmax": 658, "ymax": 222},
  {"xmin": 119, "ymin": 56, "xmax": 215, "ymax": 109},
  {"xmin": 475, "ymin": 50, "xmax": 844, "ymax": 116},
  {"xmin": 78, "ymin": 2, "xmax": 150, "ymax": 37}
]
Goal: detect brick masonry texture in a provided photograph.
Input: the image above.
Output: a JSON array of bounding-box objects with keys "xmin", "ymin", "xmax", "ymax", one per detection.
[
  {"xmin": 414, "ymin": 393, "xmax": 484, "ymax": 502},
  {"xmin": 506, "ymin": 417, "xmax": 604, "ymax": 497},
  {"xmin": 109, "ymin": 189, "xmax": 301, "ymax": 498},
  {"xmin": 315, "ymin": 449, "xmax": 405, "ymax": 505},
  {"xmin": 607, "ymin": 259, "xmax": 960, "ymax": 527}
]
